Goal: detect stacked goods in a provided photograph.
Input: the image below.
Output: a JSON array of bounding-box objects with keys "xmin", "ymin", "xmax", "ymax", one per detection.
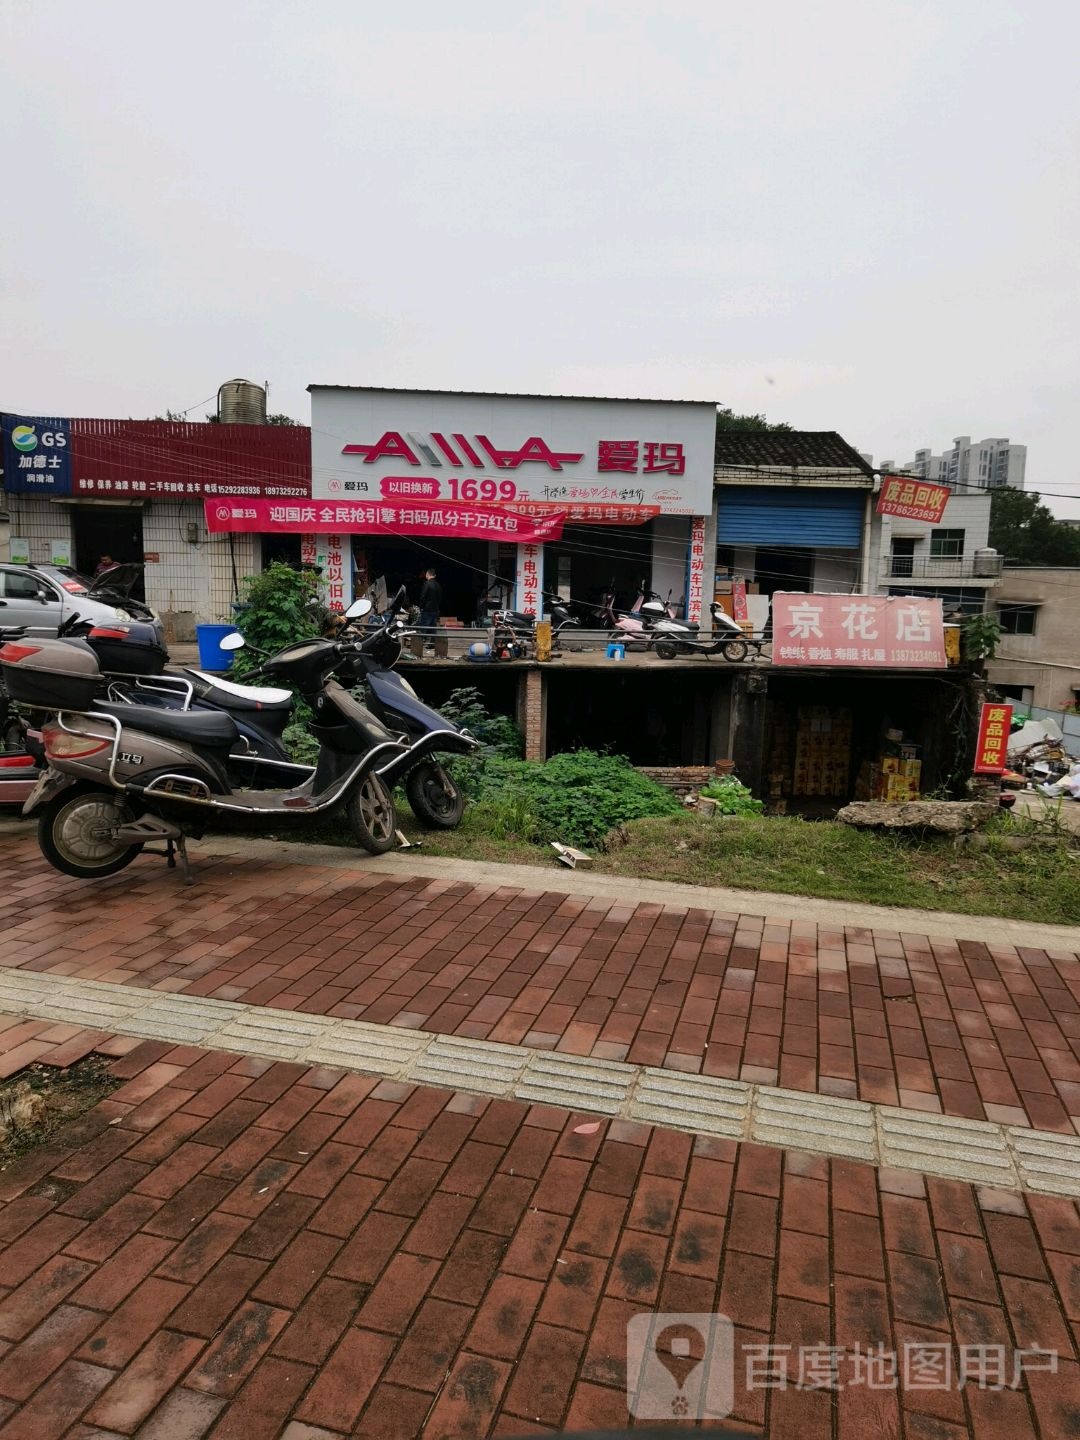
[
  {"xmin": 792, "ymin": 706, "xmax": 852, "ymax": 798},
  {"xmin": 767, "ymin": 708, "xmax": 796, "ymax": 798},
  {"xmin": 855, "ymin": 736, "xmax": 922, "ymax": 801}
]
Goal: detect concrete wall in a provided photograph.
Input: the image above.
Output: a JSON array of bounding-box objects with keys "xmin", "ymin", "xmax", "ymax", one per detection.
[
  {"xmin": 988, "ymin": 566, "xmax": 1080, "ymax": 711},
  {"xmin": 650, "ymin": 516, "xmax": 690, "ymax": 608},
  {"xmin": 812, "ymin": 549, "xmax": 859, "ymax": 593}
]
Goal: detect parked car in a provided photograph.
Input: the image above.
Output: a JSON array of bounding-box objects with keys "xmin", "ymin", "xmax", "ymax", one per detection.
[{"xmin": 0, "ymin": 562, "xmax": 156, "ymax": 638}]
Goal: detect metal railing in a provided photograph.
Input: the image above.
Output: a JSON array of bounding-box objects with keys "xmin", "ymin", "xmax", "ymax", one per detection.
[{"xmin": 882, "ymin": 556, "xmax": 1003, "ymax": 580}]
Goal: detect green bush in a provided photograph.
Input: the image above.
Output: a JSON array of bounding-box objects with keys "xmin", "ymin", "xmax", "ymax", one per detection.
[
  {"xmin": 230, "ymin": 563, "xmax": 323, "ymax": 764},
  {"xmin": 436, "ymin": 687, "xmax": 523, "ymax": 798},
  {"xmin": 474, "ymin": 750, "xmax": 682, "ymax": 848},
  {"xmin": 700, "ymin": 776, "xmax": 764, "ymax": 816},
  {"xmin": 233, "ymin": 562, "xmax": 321, "ymax": 661}
]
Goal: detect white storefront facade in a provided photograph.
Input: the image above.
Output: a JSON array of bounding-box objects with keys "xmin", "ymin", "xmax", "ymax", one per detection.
[{"xmin": 305, "ymin": 386, "xmax": 717, "ymax": 625}]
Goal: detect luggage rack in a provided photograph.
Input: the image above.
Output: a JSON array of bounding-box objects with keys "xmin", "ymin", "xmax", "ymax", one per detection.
[{"xmin": 105, "ymin": 672, "xmax": 195, "ymax": 709}]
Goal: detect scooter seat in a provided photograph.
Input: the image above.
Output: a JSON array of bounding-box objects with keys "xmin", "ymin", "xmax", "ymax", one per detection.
[
  {"xmin": 180, "ymin": 669, "xmax": 293, "ymax": 712},
  {"xmin": 96, "ymin": 702, "xmax": 238, "ymax": 748}
]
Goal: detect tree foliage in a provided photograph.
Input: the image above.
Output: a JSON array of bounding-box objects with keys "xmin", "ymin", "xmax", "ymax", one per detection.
[
  {"xmin": 714, "ymin": 406, "xmax": 792, "ymax": 433},
  {"xmin": 989, "ymin": 488, "xmax": 1080, "ymax": 567}
]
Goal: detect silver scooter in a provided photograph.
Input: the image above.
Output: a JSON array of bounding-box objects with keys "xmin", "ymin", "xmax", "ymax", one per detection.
[{"xmin": 2, "ymin": 598, "xmax": 478, "ymax": 882}]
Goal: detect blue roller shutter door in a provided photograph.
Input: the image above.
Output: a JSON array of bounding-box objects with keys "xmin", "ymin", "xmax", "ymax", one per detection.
[{"xmin": 717, "ymin": 487, "xmax": 864, "ymax": 547}]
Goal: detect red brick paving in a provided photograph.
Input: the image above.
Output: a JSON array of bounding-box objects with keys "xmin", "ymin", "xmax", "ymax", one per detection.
[
  {"xmin": 1, "ymin": 833, "xmax": 1079, "ymax": 1131},
  {"xmin": 0, "ymin": 1040, "xmax": 1075, "ymax": 1437}
]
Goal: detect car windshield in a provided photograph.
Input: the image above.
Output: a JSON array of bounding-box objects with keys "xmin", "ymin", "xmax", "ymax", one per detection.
[{"xmin": 49, "ymin": 566, "xmax": 91, "ymax": 593}]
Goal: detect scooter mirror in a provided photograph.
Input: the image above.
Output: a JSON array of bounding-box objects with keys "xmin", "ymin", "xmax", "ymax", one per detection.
[
  {"xmin": 346, "ymin": 598, "xmax": 373, "ymax": 619},
  {"xmin": 219, "ymin": 632, "xmax": 246, "ymax": 652}
]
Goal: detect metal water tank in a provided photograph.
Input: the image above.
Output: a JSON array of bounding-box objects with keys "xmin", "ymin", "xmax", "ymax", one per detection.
[
  {"xmin": 217, "ymin": 378, "xmax": 267, "ymax": 425},
  {"xmin": 973, "ymin": 547, "xmax": 1002, "ymax": 577}
]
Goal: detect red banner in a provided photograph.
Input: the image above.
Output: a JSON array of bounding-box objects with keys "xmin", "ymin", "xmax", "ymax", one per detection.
[
  {"xmin": 974, "ymin": 702, "xmax": 1013, "ymax": 774},
  {"xmin": 508, "ymin": 502, "xmax": 660, "ymax": 526},
  {"xmin": 204, "ymin": 497, "xmax": 565, "ymax": 543},
  {"xmin": 731, "ymin": 577, "xmax": 748, "ymax": 622},
  {"xmin": 772, "ymin": 593, "xmax": 947, "ymax": 668},
  {"xmin": 877, "ymin": 475, "xmax": 951, "ymax": 524}
]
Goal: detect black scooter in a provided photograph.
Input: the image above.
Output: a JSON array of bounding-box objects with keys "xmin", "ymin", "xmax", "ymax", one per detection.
[{"xmin": 231, "ymin": 589, "xmax": 477, "ymax": 830}]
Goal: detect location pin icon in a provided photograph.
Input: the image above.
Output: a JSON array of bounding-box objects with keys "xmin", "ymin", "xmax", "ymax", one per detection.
[{"xmin": 654, "ymin": 1322, "xmax": 705, "ymax": 1392}]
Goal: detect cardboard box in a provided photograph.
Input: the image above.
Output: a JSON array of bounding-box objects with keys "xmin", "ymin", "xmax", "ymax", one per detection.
[
  {"xmin": 880, "ymin": 757, "xmax": 901, "ymax": 775},
  {"xmin": 900, "ymin": 759, "xmax": 922, "ymax": 780}
]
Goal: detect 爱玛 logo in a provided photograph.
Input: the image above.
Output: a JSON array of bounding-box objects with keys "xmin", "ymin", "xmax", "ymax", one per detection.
[{"xmin": 11, "ymin": 425, "xmax": 37, "ymax": 453}]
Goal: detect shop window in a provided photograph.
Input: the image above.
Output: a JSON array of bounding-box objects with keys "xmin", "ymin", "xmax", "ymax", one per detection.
[
  {"xmin": 889, "ymin": 538, "xmax": 916, "ymax": 577},
  {"xmin": 997, "ymin": 603, "xmax": 1039, "ymax": 635},
  {"xmin": 930, "ymin": 529, "xmax": 964, "ymax": 559}
]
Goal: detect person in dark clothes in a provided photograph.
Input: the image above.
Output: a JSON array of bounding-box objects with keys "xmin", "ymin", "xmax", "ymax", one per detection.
[{"xmin": 418, "ymin": 568, "xmax": 442, "ymax": 646}]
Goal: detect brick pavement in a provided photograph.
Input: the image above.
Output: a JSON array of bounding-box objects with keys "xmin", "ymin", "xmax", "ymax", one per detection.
[
  {"xmin": 1, "ymin": 832, "xmax": 1079, "ymax": 1134},
  {"xmin": 0, "ymin": 1039, "xmax": 1076, "ymax": 1438}
]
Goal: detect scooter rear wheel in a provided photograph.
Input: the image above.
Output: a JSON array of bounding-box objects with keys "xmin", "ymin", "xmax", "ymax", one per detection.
[
  {"xmin": 38, "ymin": 788, "xmax": 143, "ymax": 879},
  {"xmin": 653, "ymin": 641, "xmax": 679, "ymax": 660},
  {"xmin": 345, "ymin": 770, "xmax": 397, "ymax": 854},
  {"xmin": 406, "ymin": 761, "xmax": 465, "ymax": 829}
]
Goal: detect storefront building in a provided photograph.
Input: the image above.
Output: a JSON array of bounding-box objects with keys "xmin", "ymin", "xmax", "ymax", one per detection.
[
  {"xmin": 294, "ymin": 386, "xmax": 719, "ymax": 627},
  {"xmin": 2, "ymin": 415, "xmax": 310, "ymax": 639},
  {"xmin": 713, "ymin": 431, "xmax": 876, "ymax": 629}
]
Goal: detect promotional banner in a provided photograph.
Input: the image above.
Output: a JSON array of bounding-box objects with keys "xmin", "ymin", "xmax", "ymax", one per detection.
[
  {"xmin": 2, "ymin": 415, "xmax": 72, "ymax": 495},
  {"xmin": 72, "ymin": 420, "xmax": 309, "ymax": 499},
  {"xmin": 974, "ymin": 702, "xmax": 1013, "ymax": 774},
  {"xmin": 205, "ymin": 497, "xmax": 566, "ymax": 543},
  {"xmin": 877, "ymin": 475, "xmax": 951, "ymax": 524},
  {"xmin": 772, "ymin": 593, "xmax": 947, "ymax": 668},
  {"xmin": 310, "ymin": 387, "xmax": 717, "ymax": 520}
]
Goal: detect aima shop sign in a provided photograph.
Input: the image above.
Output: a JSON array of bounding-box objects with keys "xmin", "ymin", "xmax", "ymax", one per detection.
[{"xmin": 309, "ymin": 387, "xmax": 717, "ymax": 521}]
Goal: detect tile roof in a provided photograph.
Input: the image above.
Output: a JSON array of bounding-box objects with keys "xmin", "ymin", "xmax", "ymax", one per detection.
[{"xmin": 714, "ymin": 430, "xmax": 875, "ymax": 473}]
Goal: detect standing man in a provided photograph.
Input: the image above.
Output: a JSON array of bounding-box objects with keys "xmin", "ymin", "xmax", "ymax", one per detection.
[
  {"xmin": 418, "ymin": 568, "xmax": 442, "ymax": 650},
  {"xmin": 94, "ymin": 554, "xmax": 119, "ymax": 577}
]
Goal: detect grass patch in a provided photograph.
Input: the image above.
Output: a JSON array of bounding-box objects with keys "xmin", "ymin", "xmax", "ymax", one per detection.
[{"xmin": 407, "ymin": 809, "xmax": 1080, "ymax": 926}]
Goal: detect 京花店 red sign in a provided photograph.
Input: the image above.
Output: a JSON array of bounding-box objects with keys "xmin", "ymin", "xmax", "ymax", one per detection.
[
  {"xmin": 204, "ymin": 497, "xmax": 566, "ymax": 543},
  {"xmin": 974, "ymin": 702, "xmax": 1013, "ymax": 774},
  {"xmin": 771, "ymin": 593, "xmax": 947, "ymax": 668},
  {"xmin": 876, "ymin": 475, "xmax": 951, "ymax": 524}
]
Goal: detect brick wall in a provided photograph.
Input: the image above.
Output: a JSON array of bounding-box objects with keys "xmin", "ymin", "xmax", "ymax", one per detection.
[
  {"xmin": 638, "ymin": 765, "xmax": 714, "ymax": 794},
  {"xmin": 516, "ymin": 669, "xmax": 545, "ymax": 760}
]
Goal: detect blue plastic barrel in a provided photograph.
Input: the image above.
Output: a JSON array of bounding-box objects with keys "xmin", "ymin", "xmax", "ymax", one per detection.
[{"xmin": 195, "ymin": 623, "xmax": 235, "ymax": 671}]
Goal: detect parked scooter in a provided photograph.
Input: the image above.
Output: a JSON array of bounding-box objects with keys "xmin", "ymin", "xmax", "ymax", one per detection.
[
  {"xmin": 601, "ymin": 584, "xmax": 698, "ymax": 651},
  {"xmin": 0, "ymin": 626, "xmax": 40, "ymax": 808},
  {"xmin": 1, "ymin": 599, "xmax": 477, "ymax": 881},
  {"xmin": 650, "ymin": 603, "xmax": 769, "ymax": 662},
  {"xmin": 260, "ymin": 586, "xmax": 477, "ymax": 830},
  {"xmin": 489, "ymin": 593, "xmax": 582, "ymax": 660}
]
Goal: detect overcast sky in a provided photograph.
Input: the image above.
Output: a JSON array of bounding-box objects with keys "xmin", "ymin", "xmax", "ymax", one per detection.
[{"xmin": 3, "ymin": 0, "xmax": 1078, "ymax": 511}]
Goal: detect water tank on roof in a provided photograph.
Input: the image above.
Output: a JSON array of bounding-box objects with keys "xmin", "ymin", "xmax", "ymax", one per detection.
[
  {"xmin": 973, "ymin": 547, "xmax": 1002, "ymax": 577},
  {"xmin": 218, "ymin": 378, "xmax": 267, "ymax": 425}
]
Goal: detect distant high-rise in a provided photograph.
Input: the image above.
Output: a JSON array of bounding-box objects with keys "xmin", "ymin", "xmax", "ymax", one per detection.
[{"xmin": 898, "ymin": 437, "xmax": 1026, "ymax": 491}]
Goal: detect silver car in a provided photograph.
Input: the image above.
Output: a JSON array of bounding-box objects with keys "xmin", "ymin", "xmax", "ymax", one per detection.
[{"xmin": 0, "ymin": 562, "xmax": 154, "ymax": 638}]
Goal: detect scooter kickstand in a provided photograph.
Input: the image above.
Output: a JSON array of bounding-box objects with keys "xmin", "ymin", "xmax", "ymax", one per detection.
[
  {"xmin": 174, "ymin": 834, "xmax": 194, "ymax": 886},
  {"xmin": 165, "ymin": 839, "xmax": 176, "ymax": 870}
]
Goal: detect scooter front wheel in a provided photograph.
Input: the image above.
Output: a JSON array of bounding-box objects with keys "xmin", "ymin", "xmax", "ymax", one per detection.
[
  {"xmin": 406, "ymin": 761, "xmax": 465, "ymax": 829},
  {"xmin": 38, "ymin": 787, "xmax": 143, "ymax": 879},
  {"xmin": 345, "ymin": 770, "xmax": 397, "ymax": 854},
  {"xmin": 722, "ymin": 639, "xmax": 749, "ymax": 662}
]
